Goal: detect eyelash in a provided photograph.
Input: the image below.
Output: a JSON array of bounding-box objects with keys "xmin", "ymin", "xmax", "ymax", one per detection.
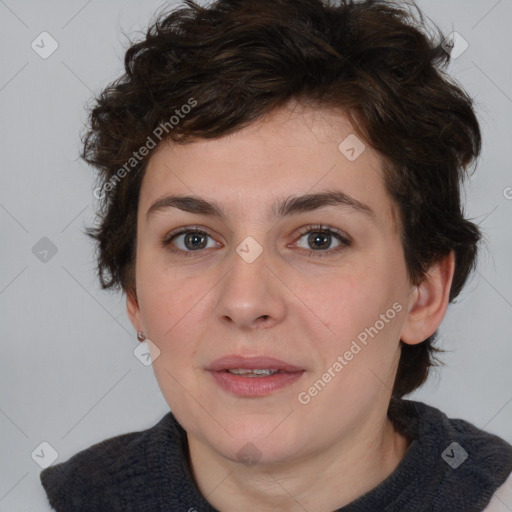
[
  {"xmin": 295, "ymin": 224, "xmax": 351, "ymax": 258},
  {"xmin": 161, "ymin": 224, "xmax": 351, "ymax": 258}
]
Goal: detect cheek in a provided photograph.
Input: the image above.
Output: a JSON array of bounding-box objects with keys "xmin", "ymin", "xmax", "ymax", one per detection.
[
  {"xmin": 138, "ymin": 272, "xmax": 209, "ymax": 412},
  {"xmin": 304, "ymin": 256, "xmax": 405, "ymax": 369},
  {"xmin": 137, "ymin": 262, "xmax": 218, "ymax": 370},
  {"xmin": 304, "ymin": 263, "xmax": 389, "ymax": 334},
  {"xmin": 142, "ymin": 287, "xmax": 201, "ymax": 350},
  {"xmin": 138, "ymin": 249, "xmax": 199, "ymax": 328}
]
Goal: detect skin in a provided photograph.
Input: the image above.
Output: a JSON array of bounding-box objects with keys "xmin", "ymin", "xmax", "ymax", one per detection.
[{"xmin": 127, "ymin": 100, "xmax": 455, "ymax": 511}]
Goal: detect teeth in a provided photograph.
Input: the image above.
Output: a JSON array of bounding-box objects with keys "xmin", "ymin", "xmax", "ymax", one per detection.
[{"xmin": 227, "ymin": 368, "xmax": 279, "ymax": 376}]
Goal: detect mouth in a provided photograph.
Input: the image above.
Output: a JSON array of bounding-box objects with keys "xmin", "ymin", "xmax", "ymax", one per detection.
[
  {"xmin": 222, "ymin": 368, "xmax": 285, "ymax": 377},
  {"xmin": 206, "ymin": 355, "xmax": 305, "ymax": 396}
]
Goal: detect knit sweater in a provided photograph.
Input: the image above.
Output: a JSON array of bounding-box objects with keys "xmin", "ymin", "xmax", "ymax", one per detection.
[{"xmin": 40, "ymin": 399, "xmax": 512, "ymax": 511}]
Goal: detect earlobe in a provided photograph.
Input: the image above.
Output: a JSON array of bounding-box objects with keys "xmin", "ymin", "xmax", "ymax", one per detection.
[
  {"xmin": 400, "ymin": 251, "xmax": 455, "ymax": 346},
  {"xmin": 126, "ymin": 291, "xmax": 143, "ymax": 333}
]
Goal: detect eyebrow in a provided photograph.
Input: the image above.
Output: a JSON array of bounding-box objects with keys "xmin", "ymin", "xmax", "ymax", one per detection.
[{"xmin": 146, "ymin": 190, "xmax": 374, "ymax": 220}]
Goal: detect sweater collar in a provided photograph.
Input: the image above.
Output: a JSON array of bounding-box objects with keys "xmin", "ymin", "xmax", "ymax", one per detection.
[{"xmin": 147, "ymin": 398, "xmax": 512, "ymax": 511}]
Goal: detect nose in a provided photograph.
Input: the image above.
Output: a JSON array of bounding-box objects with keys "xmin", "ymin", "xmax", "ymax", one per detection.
[{"xmin": 213, "ymin": 241, "xmax": 287, "ymax": 331}]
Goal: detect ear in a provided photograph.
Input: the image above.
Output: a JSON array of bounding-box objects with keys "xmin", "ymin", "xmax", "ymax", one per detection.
[
  {"xmin": 126, "ymin": 290, "xmax": 144, "ymax": 334},
  {"xmin": 400, "ymin": 251, "xmax": 455, "ymax": 345}
]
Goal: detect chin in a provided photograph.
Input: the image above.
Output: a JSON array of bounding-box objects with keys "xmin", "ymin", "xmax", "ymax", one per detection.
[
  {"xmin": 208, "ymin": 423, "xmax": 306, "ymax": 466},
  {"xmin": 219, "ymin": 440, "xmax": 297, "ymax": 467}
]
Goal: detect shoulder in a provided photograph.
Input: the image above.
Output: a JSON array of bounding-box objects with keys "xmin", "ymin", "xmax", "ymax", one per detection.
[
  {"xmin": 40, "ymin": 413, "xmax": 176, "ymax": 511},
  {"xmin": 484, "ymin": 471, "xmax": 512, "ymax": 511},
  {"xmin": 389, "ymin": 399, "xmax": 512, "ymax": 511}
]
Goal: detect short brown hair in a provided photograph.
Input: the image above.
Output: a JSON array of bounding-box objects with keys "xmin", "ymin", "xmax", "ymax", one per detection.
[{"xmin": 82, "ymin": 0, "xmax": 482, "ymax": 398}]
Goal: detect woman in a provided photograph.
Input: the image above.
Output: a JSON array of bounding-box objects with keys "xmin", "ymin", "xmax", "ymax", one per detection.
[{"xmin": 40, "ymin": 0, "xmax": 512, "ymax": 510}]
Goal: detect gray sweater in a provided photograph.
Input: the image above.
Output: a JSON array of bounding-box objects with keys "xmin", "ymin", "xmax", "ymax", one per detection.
[{"xmin": 40, "ymin": 399, "xmax": 512, "ymax": 511}]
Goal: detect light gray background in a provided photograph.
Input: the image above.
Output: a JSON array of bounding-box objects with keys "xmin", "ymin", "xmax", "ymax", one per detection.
[{"xmin": 1, "ymin": 0, "xmax": 511, "ymax": 510}]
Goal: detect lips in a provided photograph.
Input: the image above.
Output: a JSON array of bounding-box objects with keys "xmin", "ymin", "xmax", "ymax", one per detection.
[
  {"xmin": 207, "ymin": 355, "xmax": 305, "ymax": 396},
  {"xmin": 207, "ymin": 355, "xmax": 304, "ymax": 373}
]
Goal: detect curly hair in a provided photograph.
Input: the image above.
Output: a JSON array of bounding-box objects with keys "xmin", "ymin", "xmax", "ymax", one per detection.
[{"xmin": 82, "ymin": 0, "xmax": 482, "ymax": 398}]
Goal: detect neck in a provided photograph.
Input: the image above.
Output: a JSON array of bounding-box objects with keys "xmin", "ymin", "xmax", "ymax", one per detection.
[{"xmin": 187, "ymin": 405, "xmax": 411, "ymax": 512}]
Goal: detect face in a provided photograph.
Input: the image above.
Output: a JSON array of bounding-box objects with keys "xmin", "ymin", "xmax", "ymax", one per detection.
[{"xmin": 127, "ymin": 102, "xmax": 416, "ymax": 465}]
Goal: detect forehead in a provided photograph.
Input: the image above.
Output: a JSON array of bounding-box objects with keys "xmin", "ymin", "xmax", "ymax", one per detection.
[{"xmin": 139, "ymin": 104, "xmax": 397, "ymax": 227}]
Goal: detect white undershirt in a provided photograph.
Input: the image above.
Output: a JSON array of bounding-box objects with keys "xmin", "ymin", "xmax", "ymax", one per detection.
[{"xmin": 484, "ymin": 472, "xmax": 512, "ymax": 511}]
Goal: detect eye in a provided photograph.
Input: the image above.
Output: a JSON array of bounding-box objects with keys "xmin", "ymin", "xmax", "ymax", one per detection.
[
  {"xmin": 162, "ymin": 224, "xmax": 351, "ymax": 258},
  {"xmin": 162, "ymin": 227, "xmax": 219, "ymax": 256},
  {"xmin": 292, "ymin": 224, "xmax": 351, "ymax": 258}
]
